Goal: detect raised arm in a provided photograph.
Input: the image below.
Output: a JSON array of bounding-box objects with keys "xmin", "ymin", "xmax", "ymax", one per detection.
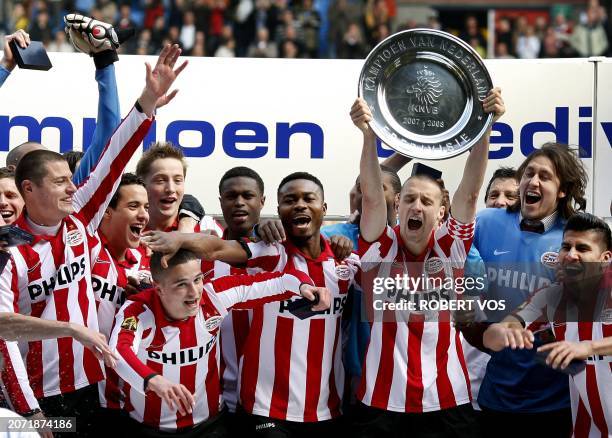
[
  {"xmin": 72, "ymin": 44, "xmax": 187, "ymax": 233},
  {"xmin": 381, "ymin": 152, "xmax": 412, "ymax": 173},
  {"xmin": 451, "ymin": 88, "xmax": 504, "ymax": 224},
  {"xmin": 0, "ymin": 30, "xmax": 31, "ymax": 88},
  {"xmin": 351, "ymin": 98, "xmax": 387, "ymax": 242}
]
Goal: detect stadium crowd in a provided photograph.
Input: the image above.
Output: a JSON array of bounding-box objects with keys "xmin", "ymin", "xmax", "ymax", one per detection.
[
  {"xmin": 1, "ymin": 0, "xmax": 612, "ymax": 59},
  {"xmin": 0, "ymin": 13, "xmax": 611, "ymax": 438}
]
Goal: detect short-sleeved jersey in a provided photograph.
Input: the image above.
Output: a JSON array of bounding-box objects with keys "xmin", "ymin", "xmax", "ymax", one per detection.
[
  {"xmin": 239, "ymin": 238, "xmax": 359, "ymax": 422},
  {"xmin": 0, "ymin": 107, "xmax": 153, "ymax": 414},
  {"xmin": 515, "ymin": 273, "xmax": 612, "ymax": 437},
  {"xmin": 110, "ymin": 270, "xmax": 311, "ymax": 431},
  {"xmin": 357, "ymin": 216, "xmax": 475, "ymax": 413},
  {"xmin": 474, "ymin": 208, "xmax": 570, "ymax": 413}
]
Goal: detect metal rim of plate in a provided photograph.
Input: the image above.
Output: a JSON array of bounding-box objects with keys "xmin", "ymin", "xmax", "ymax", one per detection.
[{"xmin": 358, "ymin": 28, "xmax": 493, "ymax": 160}]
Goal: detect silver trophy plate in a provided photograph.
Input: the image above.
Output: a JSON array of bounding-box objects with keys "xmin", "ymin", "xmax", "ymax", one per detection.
[{"xmin": 358, "ymin": 29, "xmax": 493, "ymax": 160}]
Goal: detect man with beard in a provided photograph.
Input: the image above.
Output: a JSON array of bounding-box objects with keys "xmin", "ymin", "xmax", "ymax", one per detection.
[
  {"xmin": 470, "ymin": 143, "xmax": 589, "ymax": 436},
  {"xmin": 351, "ymin": 88, "xmax": 504, "ymax": 437},
  {"xmin": 0, "ymin": 44, "xmax": 186, "ymax": 435},
  {"xmin": 143, "ymin": 172, "xmax": 360, "ymax": 436},
  {"xmin": 482, "ymin": 212, "xmax": 611, "ymax": 437}
]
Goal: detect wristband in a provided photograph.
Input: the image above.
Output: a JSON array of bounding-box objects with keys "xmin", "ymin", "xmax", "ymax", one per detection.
[
  {"xmin": 21, "ymin": 408, "xmax": 42, "ymax": 417},
  {"xmin": 143, "ymin": 373, "xmax": 159, "ymax": 392},
  {"xmin": 237, "ymin": 239, "xmax": 252, "ymax": 259}
]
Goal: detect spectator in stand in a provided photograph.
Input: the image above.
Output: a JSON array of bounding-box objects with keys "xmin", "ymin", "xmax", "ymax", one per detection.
[
  {"xmin": 215, "ymin": 25, "xmax": 236, "ymax": 57},
  {"xmin": 28, "ymin": 9, "xmax": 52, "ymax": 45},
  {"xmin": 570, "ymin": 4, "xmax": 609, "ymax": 57},
  {"xmin": 279, "ymin": 23, "xmax": 304, "ymax": 57},
  {"xmin": 180, "ymin": 11, "xmax": 197, "ymax": 54},
  {"xmin": 516, "ymin": 24, "xmax": 541, "ymax": 59},
  {"xmin": 296, "ymin": 0, "xmax": 321, "ymax": 58},
  {"xmin": 136, "ymin": 28, "xmax": 153, "ymax": 55},
  {"xmin": 540, "ymin": 27, "xmax": 562, "ymax": 58},
  {"xmin": 460, "ymin": 15, "xmax": 486, "ymax": 50},
  {"xmin": 328, "ymin": 0, "xmax": 362, "ymax": 58},
  {"xmin": 247, "ymin": 27, "xmax": 279, "ymax": 58},
  {"xmin": 496, "ymin": 17, "xmax": 514, "ymax": 56},
  {"xmin": 364, "ymin": 0, "xmax": 391, "ymax": 46},
  {"xmin": 339, "ymin": 22, "xmax": 367, "ymax": 59},
  {"xmin": 115, "ymin": 4, "xmax": 138, "ymax": 54},
  {"xmin": 280, "ymin": 39, "xmax": 299, "ymax": 58},
  {"xmin": 192, "ymin": 31, "xmax": 207, "ymax": 56},
  {"xmin": 495, "ymin": 41, "xmax": 515, "ymax": 59}
]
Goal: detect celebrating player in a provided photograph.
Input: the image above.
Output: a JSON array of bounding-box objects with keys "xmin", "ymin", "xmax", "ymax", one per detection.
[
  {"xmin": 0, "ymin": 44, "xmax": 186, "ymax": 434},
  {"xmin": 471, "ymin": 143, "xmax": 588, "ymax": 436},
  {"xmin": 483, "ymin": 212, "xmax": 611, "ymax": 437},
  {"xmin": 109, "ymin": 249, "xmax": 330, "ymax": 435},
  {"xmin": 350, "ymin": 88, "xmax": 504, "ymax": 436},
  {"xmin": 144, "ymin": 172, "xmax": 361, "ymax": 436}
]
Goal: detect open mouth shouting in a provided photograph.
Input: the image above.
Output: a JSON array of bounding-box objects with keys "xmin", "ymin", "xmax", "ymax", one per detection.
[
  {"xmin": 291, "ymin": 214, "xmax": 312, "ymax": 230},
  {"xmin": 407, "ymin": 215, "xmax": 423, "ymax": 231},
  {"xmin": 563, "ymin": 263, "xmax": 584, "ymax": 277},
  {"xmin": 524, "ymin": 190, "xmax": 542, "ymax": 205},
  {"xmin": 129, "ymin": 223, "xmax": 145, "ymax": 240},
  {"xmin": 183, "ymin": 297, "xmax": 199, "ymax": 310},
  {"xmin": 0, "ymin": 209, "xmax": 15, "ymax": 222}
]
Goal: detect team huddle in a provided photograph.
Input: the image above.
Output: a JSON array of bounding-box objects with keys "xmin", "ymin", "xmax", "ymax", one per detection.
[{"xmin": 0, "ymin": 14, "xmax": 610, "ymax": 438}]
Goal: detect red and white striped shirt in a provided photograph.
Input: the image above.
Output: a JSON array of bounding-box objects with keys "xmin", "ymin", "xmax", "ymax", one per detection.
[
  {"xmin": 201, "ymin": 255, "xmax": 254, "ymax": 413},
  {"xmin": 239, "ymin": 238, "xmax": 359, "ymax": 422},
  {"xmin": 0, "ymin": 107, "xmax": 153, "ymax": 414},
  {"xmin": 92, "ymin": 240, "xmax": 150, "ymax": 409},
  {"xmin": 109, "ymin": 270, "xmax": 312, "ymax": 431},
  {"xmin": 357, "ymin": 216, "xmax": 475, "ymax": 413},
  {"xmin": 515, "ymin": 272, "xmax": 612, "ymax": 438}
]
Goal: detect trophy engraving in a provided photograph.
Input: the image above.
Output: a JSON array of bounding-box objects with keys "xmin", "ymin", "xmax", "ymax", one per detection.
[{"xmin": 358, "ymin": 29, "xmax": 493, "ymax": 160}]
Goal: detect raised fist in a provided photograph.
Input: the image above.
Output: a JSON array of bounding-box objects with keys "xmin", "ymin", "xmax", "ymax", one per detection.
[{"xmin": 64, "ymin": 13, "xmax": 119, "ymax": 54}]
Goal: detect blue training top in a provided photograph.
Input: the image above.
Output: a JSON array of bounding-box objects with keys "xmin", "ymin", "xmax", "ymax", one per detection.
[{"xmin": 474, "ymin": 207, "xmax": 570, "ymax": 413}]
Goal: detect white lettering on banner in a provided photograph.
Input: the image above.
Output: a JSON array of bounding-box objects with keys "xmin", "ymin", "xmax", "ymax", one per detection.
[{"xmin": 0, "ymin": 54, "xmax": 607, "ymax": 216}]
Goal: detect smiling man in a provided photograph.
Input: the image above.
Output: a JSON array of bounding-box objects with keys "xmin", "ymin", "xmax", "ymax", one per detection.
[
  {"xmin": 0, "ymin": 44, "xmax": 186, "ymax": 434},
  {"xmin": 482, "ymin": 212, "xmax": 612, "ymax": 438},
  {"xmin": 143, "ymin": 172, "xmax": 361, "ymax": 436},
  {"xmin": 473, "ymin": 143, "xmax": 589, "ymax": 437},
  {"xmin": 109, "ymin": 249, "xmax": 330, "ymax": 435}
]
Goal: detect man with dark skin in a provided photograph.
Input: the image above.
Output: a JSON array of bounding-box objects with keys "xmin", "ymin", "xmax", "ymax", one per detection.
[{"xmin": 143, "ymin": 173, "xmax": 361, "ymax": 436}]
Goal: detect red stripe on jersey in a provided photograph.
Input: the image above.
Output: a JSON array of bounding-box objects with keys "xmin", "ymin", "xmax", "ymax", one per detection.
[
  {"xmin": 435, "ymin": 322, "xmax": 455, "ymax": 410},
  {"xmin": 247, "ymin": 255, "xmax": 280, "ymax": 272},
  {"xmin": 176, "ymin": 321, "xmax": 197, "ymax": 429},
  {"xmin": 54, "ymin": 288, "xmax": 76, "ymax": 394},
  {"xmin": 105, "ymin": 367, "xmax": 121, "ymax": 409},
  {"xmin": 205, "ymin": 344, "xmax": 220, "ymax": 418},
  {"xmin": 304, "ymin": 318, "xmax": 325, "ymax": 422},
  {"xmin": 406, "ymin": 316, "xmax": 425, "ymax": 412},
  {"xmin": 326, "ymin": 318, "xmax": 341, "ymax": 417},
  {"xmin": 26, "ymin": 301, "xmax": 45, "ymax": 398},
  {"xmin": 143, "ymin": 359, "xmax": 164, "ymax": 428},
  {"xmin": 574, "ymin": 397, "xmax": 591, "ymax": 437},
  {"xmin": 0, "ymin": 340, "xmax": 31, "ymax": 412},
  {"xmin": 269, "ymin": 317, "xmax": 294, "ymax": 419},
  {"xmin": 370, "ymin": 321, "xmax": 396, "ymax": 408},
  {"xmin": 240, "ymin": 308, "xmax": 264, "ymax": 413},
  {"xmin": 232, "ymin": 310, "xmax": 250, "ymax": 369},
  {"xmin": 579, "ymin": 323, "xmax": 609, "ymax": 437},
  {"xmin": 454, "ymin": 330, "xmax": 472, "ymax": 400}
]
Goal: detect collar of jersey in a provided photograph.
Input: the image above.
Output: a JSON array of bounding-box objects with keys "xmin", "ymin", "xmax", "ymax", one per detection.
[
  {"xmin": 284, "ymin": 234, "xmax": 335, "ymax": 262},
  {"xmin": 14, "ymin": 212, "xmax": 63, "ymax": 244}
]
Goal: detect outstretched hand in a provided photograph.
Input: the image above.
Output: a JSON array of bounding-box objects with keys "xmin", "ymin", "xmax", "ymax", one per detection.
[
  {"xmin": 138, "ymin": 44, "xmax": 188, "ymax": 117},
  {"xmin": 483, "ymin": 87, "xmax": 505, "ymax": 123},
  {"xmin": 350, "ymin": 97, "xmax": 374, "ymax": 136},
  {"xmin": 141, "ymin": 231, "xmax": 184, "ymax": 268}
]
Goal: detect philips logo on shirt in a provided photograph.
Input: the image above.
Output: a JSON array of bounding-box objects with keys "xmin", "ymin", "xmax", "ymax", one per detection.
[
  {"xmin": 27, "ymin": 256, "xmax": 87, "ymax": 301},
  {"xmin": 92, "ymin": 276, "xmax": 126, "ymax": 308},
  {"xmin": 147, "ymin": 336, "xmax": 217, "ymax": 365},
  {"xmin": 486, "ymin": 267, "xmax": 551, "ymax": 293}
]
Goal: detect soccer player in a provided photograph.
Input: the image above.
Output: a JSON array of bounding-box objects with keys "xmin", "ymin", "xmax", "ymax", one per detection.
[
  {"xmin": 136, "ymin": 143, "xmax": 224, "ymax": 236},
  {"xmin": 0, "ymin": 168, "xmax": 23, "ymax": 227},
  {"xmin": 0, "ymin": 44, "xmax": 186, "ymax": 434},
  {"xmin": 471, "ymin": 143, "xmax": 588, "ymax": 436},
  {"xmin": 483, "ymin": 167, "xmax": 518, "ymax": 209},
  {"xmin": 351, "ymin": 88, "xmax": 504, "ymax": 436},
  {"xmin": 143, "ymin": 172, "xmax": 361, "ymax": 436},
  {"xmin": 483, "ymin": 212, "xmax": 611, "ymax": 437},
  {"xmin": 109, "ymin": 249, "xmax": 330, "ymax": 435}
]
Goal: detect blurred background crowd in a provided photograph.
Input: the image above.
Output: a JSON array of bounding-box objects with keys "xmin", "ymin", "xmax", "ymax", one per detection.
[{"xmin": 1, "ymin": 0, "xmax": 611, "ymax": 59}]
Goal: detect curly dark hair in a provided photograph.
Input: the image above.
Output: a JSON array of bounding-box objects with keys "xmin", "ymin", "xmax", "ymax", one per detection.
[{"xmin": 513, "ymin": 143, "xmax": 588, "ymax": 219}]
